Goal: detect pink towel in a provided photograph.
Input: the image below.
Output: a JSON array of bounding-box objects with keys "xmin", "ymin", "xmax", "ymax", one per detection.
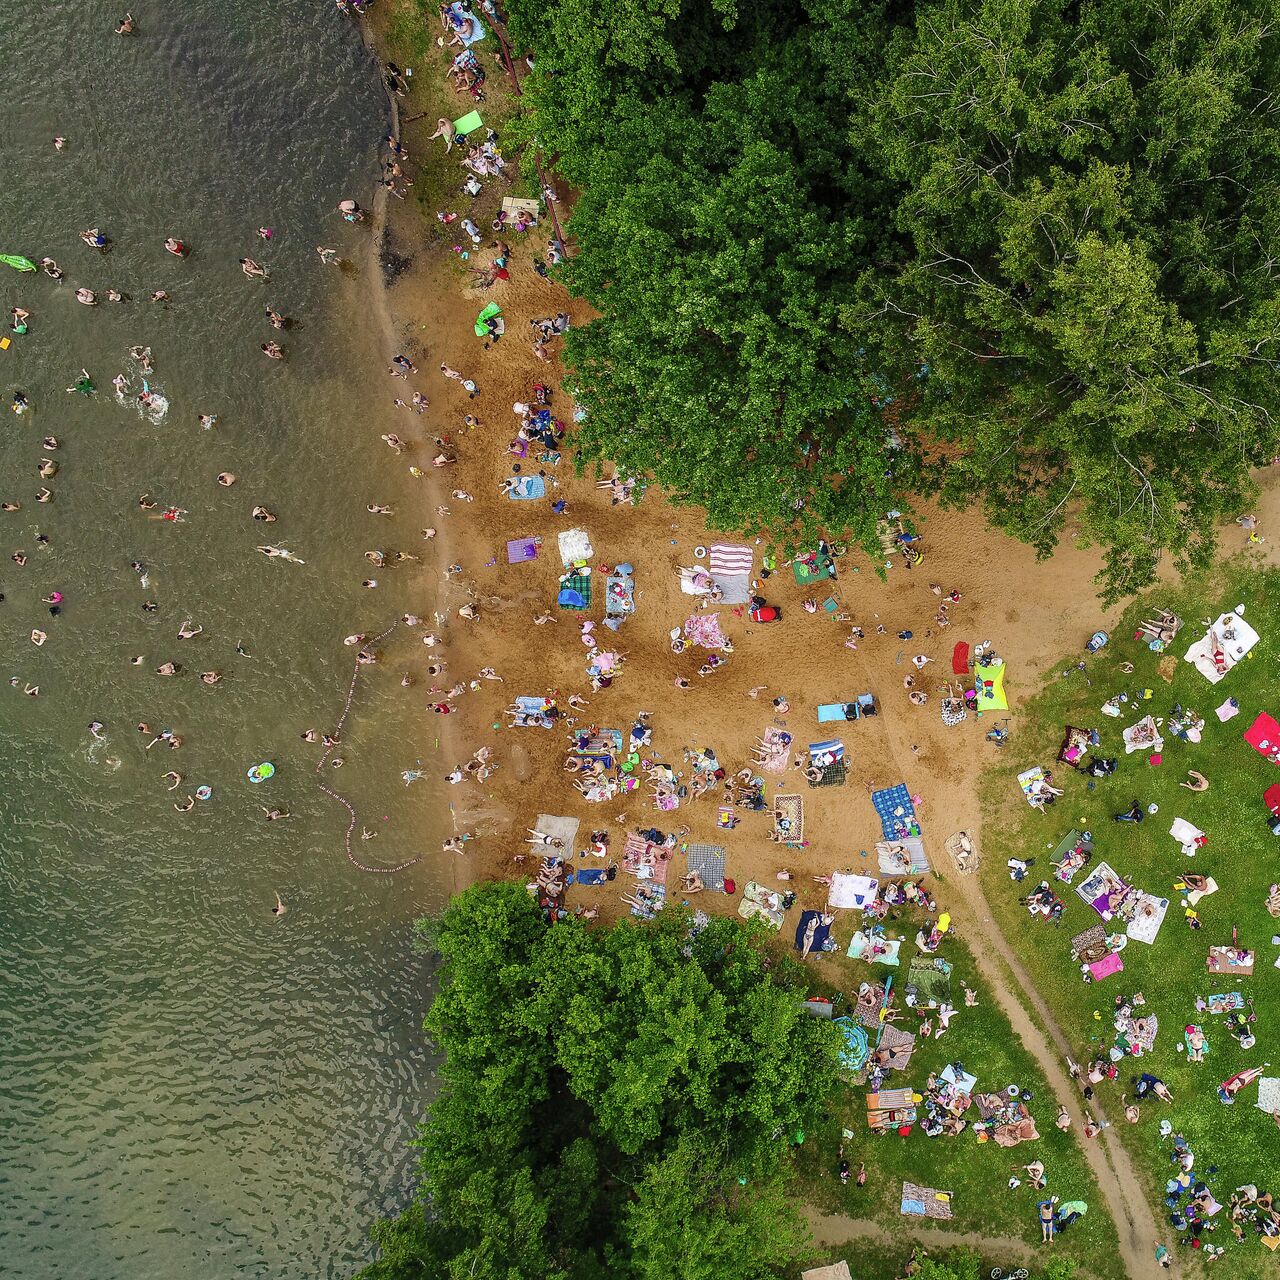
[{"xmin": 1089, "ymin": 952, "xmax": 1124, "ymax": 982}]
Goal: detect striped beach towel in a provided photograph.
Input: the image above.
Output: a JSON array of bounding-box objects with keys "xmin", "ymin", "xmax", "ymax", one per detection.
[{"xmin": 709, "ymin": 544, "xmax": 753, "ymax": 575}]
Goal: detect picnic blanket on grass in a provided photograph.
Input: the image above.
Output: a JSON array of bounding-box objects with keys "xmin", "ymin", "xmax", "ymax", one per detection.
[
  {"xmin": 1089, "ymin": 953, "xmax": 1123, "ymax": 981},
  {"xmin": 793, "ymin": 551, "xmax": 835, "ymax": 584},
  {"xmin": 707, "ymin": 543, "xmax": 752, "ymax": 604},
  {"xmin": 1208, "ymin": 946, "xmax": 1254, "ymax": 975},
  {"xmin": 773, "ymin": 794, "xmax": 804, "ymax": 842},
  {"xmin": 871, "ymin": 784, "xmax": 918, "ymax": 839},
  {"xmin": 684, "ymin": 842, "xmax": 725, "ymax": 892},
  {"xmin": 878, "ymin": 1024, "xmax": 917, "ymax": 1070},
  {"xmin": 1122, "ymin": 714, "xmax": 1163, "ymax": 754},
  {"xmin": 1244, "ymin": 712, "xmax": 1280, "ymax": 761},
  {"xmin": 848, "ymin": 930, "xmax": 901, "ymax": 966},
  {"xmin": 1077, "ymin": 862, "xmax": 1132, "ymax": 919},
  {"xmin": 901, "ymin": 1183, "xmax": 953, "ymax": 1221},
  {"xmin": 1127, "ymin": 893, "xmax": 1169, "ymax": 944},
  {"xmin": 1051, "ymin": 829, "xmax": 1092, "ymax": 884},
  {"xmin": 877, "ymin": 838, "xmax": 929, "ymax": 875},
  {"xmin": 1017, "ymin": 766, "xmax": 1046, "ymax": 805},
  {"xmin": 1184, "ymin": 612, "xmax": 1259, "ymax": 683},
  {"xmin": 1071, "ymin": 923, "xmax": 1108, "ymax": 963},
  {"xmin": 1256, "ymin": 1077, "xmax": 1280, "ymax": 1116},
  {"xmin": 906, "ymin": 956, "xmax": 952, "ymax": 1009}
]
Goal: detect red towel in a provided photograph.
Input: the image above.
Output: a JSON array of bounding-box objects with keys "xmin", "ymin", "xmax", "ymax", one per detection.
[
  {"xmin": 952, "ymin": 641, "xmax": 970, "ymax": 675},
  {"xmin": 1244, "ymin": 712, "xmax": 1280, "ymax": 759}
]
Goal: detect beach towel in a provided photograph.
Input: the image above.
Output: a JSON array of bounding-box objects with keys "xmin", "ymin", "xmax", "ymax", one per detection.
[
  {"xmin": 758, "ymin": 726, "xmax": 791, "ymax": 775},
  {"xmin": 1051, "ymin": 829, "xmax": 1092, "ymax": 884},
  {"xmin": 1216, "ymin": 698, "xmax": 1240, "ymax": 722},
  {"xmin": 952, "ymin": 641, "xmax": 970, "ymax": 674},
  {"xmin": 1122, "ymin": 714, "xmax": 1163, "ymax": 755},
  {"xmin": 558, "ymin": 573, "xmax": 591, "ymax": 610},
  {"xmin": 708, "ymin": 543, "xmax": 753, "ymax": 604},
  {"xmin": 906, "ymin": 955, "xmax": 952, "ymax": 1009},
  {"xmin": 1017, "ymin": 766, "xmax": 1046, "ymax": 804},
  {"xmin": 827, "ymin": 872, "xmax": 878, "ymax": 910},
  {"xmin": 877, "ymin": 838, "xmax": 929, "ymax": 875},
  {"xmin": 877, "ymin": 1024, "xmax": 917, "ymax": 1070},
  {"xmin": 1206, "ymin": 992, "xmax": 1244, "ymax": 1014},
  {"xmin": 1244, "ymin": 712, "xmax": 1280, "ymax": 761},
  {"xmin": 1089, "ymin": 951, "xmax": 1124, "ymax": 981},
  {"xmin": 944, "ymin": 830, "xmax": 979, "ymax": 873},
  {"xmin": 737, "ymin": 880, "xmax": 785, "ymax": 929},
  {"xmin": 973, "ymin": 659, "xmax": 1008, "ymax": 712},
  {"xmin": 1186, "ymin": 876, "xmax": 1218, "ymax": 907},
  {"xmin": 870, "ymin": 784, "xmax": 918, "ymax": 840},
  {"xmin": 940, "ymin": 1063, "xmax": 977, "ymax": 1094},
  {"xmin": 575, "ymin": 867, "xmax": 611, "ymax": 886},
  {"xmin": 795, "ymin": 910, "xmax": 833, "ymax": 956},
  {"xmin": 453, "ymin": 108, "xmax": 484, "ymax": 134},
  {"xmin": 1169, "ymin": 817, "xmax": 1206, "ymax": 856},
  {"xmin": 557, "ymin": 528, "xmax": 593, "ymax": 566},
  {"xmin": 847, "ymin": 931, "xmax": 900, "ymax": 966},
  {"xmin": 900, "ymin": 1183, "xmax": 953, "ymax": 1220},
  {"xmin": 773, "ymin": 794, "xmax": 804, "ymax": 842},
  {"xmin": 808, "ymin": 740, "xmax": 847, "ymax": 788},
  {"xmin": 679, "ymin": 565, "xmax": 714, "ymax": 596},
  {"xmin": 817, "ymin": 702, "xmax": 852, "ymax": 723},
  {"xmin": 506, "ymin": 537, "xmax": 539, "ymax": 564},
  {"xmin": 684, "ymin": 842, "xmax": 726, "ymax": 892},
  {"xmin": 507, "ymin": 474, "xmax": 546, "ymax": 500},
  {"xmin": 628, "ymin": 883, "xmax": 665, "ymax": 919},
  {"xmin": 1207, "ymin": 946, "xmax": 1254, "ymax": 975},
  {"xmin": 534, "ymin": 813, "xmax": 580, "ymax": 850},
  {"xmin": 1127, "ymin": 894, "xmax": 1169, "ymax": 945}
]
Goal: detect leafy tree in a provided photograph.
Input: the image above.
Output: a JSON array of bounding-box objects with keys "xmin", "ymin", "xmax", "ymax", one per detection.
[
  {"xmin": 358, "ymin": 882, "xmax": 838, "ymax": 1279},
  {"xmin": 505, "ymin": 0, "xmax": 915, "ymax": 556},
  {"xmin": 863, "ymin": 0, "xmax": 1280, "ymax": 598}
]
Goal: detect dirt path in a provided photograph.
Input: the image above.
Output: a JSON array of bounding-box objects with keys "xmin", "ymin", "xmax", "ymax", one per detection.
[{"xmin": 807, "ymin": 1207, "xmax": 1046, "ymax": 1268}]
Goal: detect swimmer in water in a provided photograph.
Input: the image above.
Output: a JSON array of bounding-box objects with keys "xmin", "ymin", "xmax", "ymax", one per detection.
[
  {"xmin": 156, "ymin": 662, "xmax": 179, "ymax": 675},
  {"xmin": 217, "ymin": 472, "xmax": 237, "ymax": 486},
  {"xmin": 261, "ymin": 807, "xmax": 289, "ymax": 821},
  {"xmin": 162, "ymin": 771, "xmax": 183, "ymax": 791},
  {"xmin": 43, "ymin": 437, "xmax": 59, "ymax": 451},
  {"xmin": 54, "ymin": 136, "xmax": 67, "ymax": 150},
  {"xmin": 174, "ymin": 795, "xmax": 195, "ymax": 812},
  {"xmin": 150, "ymin": 290, "xmax": 171, "ymax": 303},
  {"xmin": 199, "ymin": 671, "xmax": 221, "ymax": 684},
  {"xmin": 88, "ymin": 721, "xmax": 104, "ymax": 739},
  {"xmin": 301, "ymin": 729, "xmax": 319, "ymax": 742},
  {"xmin": 39, "ymin": 258, "xmax": 63, "ymax": 279},
  {"xmin": 239, "ymin": 257, "xmax": 268, "ymax": 279},
  {"xmin": 75, "ymin": 288, "xmax": 97, "ymax": 305},
  {"xmin": 80, "ymin": 227, "xmax": 108, "ymax": 250},
  {"xmin": 115, "ymin": 12, "xmax": 136, "ymax": 35},
  {"xmin": 106, "ymin": 289, "xmax": 126, "ymax": 303},
  {"xmin": 24, "ymin": 684, "xmax": 39, "ymax": 697},
  {"xmin": 251, "ymin": 506, "xmax": 276, "ymax": 522},
  {"xmin": 316, "ymin": 246, "xmax": 338, "ymax": 265},
  {"xmin": 367, "ymin": 504, "xmax": 393, "ymax": 515},
  {"xmin": 177, "ymin": 620, "xmax": 202, "ymax": 639},
  {"xmin": 163, "ymin": 237, "xmax": 187, "ymax": 257},
  {"xmin": 11, "ymin": 307, "xmax": 30, "ymax": 334},
  {"xmin": 137, "ymin": 498, "xmax": 156, "ymax": 512},
  {"xmin": 129, "ymin": 346, "xmax": 154, "ymax": 373},
  {"xmin": 261, "ymin": 342, "xmax": 283, "ymax": 359},
  {"xmin": 265, "ymin": 307, "xmax": 288, "ymax": 329},
  {"xmin": 198, "ymin": 414, "xmax": 218, "ymax": 429},
  {"xmin": 272, "ymin": 892, "xmax": 287, "ymax": 917}
]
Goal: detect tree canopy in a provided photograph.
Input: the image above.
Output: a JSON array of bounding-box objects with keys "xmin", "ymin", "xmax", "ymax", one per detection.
[
  {"xmin": 358, "ymin": 882, "xmax": 837, "ymax": 1280},
  {"xmin": 505, "ymin": 0, "xmax": 1280, "ymax": 598}
]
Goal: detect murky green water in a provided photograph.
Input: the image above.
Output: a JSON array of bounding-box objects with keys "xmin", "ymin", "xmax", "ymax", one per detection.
[{"xmin": 0, "ymin": 5, "xmax": 443, "ymax": 1276}]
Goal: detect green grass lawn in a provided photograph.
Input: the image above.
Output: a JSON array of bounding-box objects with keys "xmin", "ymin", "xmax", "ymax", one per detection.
[
  {"xmin": 789, "ymin": 925, "xmax": 1121, "ymax": 1278},
  {"xmin": 980, "ymin": 560, "xmax": 1280, "ymax": 1276}
]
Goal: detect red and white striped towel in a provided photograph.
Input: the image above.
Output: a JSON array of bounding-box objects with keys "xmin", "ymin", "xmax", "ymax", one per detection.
[{"xmin": 709, "ymin": 543, "xmax": 753, "ymax": 575}]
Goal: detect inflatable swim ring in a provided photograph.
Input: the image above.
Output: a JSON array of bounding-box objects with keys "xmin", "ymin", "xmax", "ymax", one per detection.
[
  {"xmin": 246, "ymin": 762, "xmax": 275, "ymax": 783},
  {"xmin": 195, "ymin": 785, "xmax": 212, "ymax": 800}
]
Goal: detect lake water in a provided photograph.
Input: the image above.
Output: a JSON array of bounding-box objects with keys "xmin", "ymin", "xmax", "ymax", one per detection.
[{"xmin": 0, "ymin": 5, "xmax": 445, "ymax": 1276}]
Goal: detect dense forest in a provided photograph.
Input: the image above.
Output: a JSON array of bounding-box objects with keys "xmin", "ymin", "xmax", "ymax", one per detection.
[
  {"xmin": 358, "ymin": 884, "xmax": 838, "ymax": 1279},
  {"xmin": 502, "ymin": 0, "xmax": 1280, "ymax": 600}
]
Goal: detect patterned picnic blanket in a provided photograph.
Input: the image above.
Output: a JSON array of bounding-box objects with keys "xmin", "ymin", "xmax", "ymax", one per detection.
[
  {"xmin": 906, "ymin": 956, "xmax": 952, "ymax": 1009},
  {"xmin": 901, "ymin": 1182, "xmax": 953, "ymax": 1220},
  {"xmin": 871, "ymin": 784, "xmax": 918, "ymax": 839},
  {"xmin": 558, "ymin": 572, "xmax": 591, "ymax": 610},
  {"xmin": 684, "ymin": 613, "xmax": 730, "ymax": 650},
  {"xmin": 684, "ymin": 842, "xmax": 725, "ymax": 892},
  {"xmin": 773, "ymin": 794, "xmax": 803, "ymax": 841},
  {"xmin": 877, "ymin": 838, "xmax": 928, "ymax": 875}
]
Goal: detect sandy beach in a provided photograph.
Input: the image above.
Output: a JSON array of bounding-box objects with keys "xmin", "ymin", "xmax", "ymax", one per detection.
[{"xmin": 364, "ymin": 4, "xmax": 1280, "ymax": 925}]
